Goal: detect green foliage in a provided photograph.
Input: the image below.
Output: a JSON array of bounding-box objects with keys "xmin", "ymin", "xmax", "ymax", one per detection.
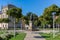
[
  {"xmin": 0, "ymin": 19, "xmax": 3, "ymax": 23},
  {"xmin": 7, "ymin": 8, "xmax": 22, "ymax": 18},
  {"xmin": 0, "ymin": 18, "xmax": 10, "ymax": 23},
  {"xmin": 40, "ymin": 33, "xmax": 60, "ymax": 40},
  {"xmin": 0, "ymin": 37, "xmax": 4, "ymax": 40},
  {"xmin": 3, "ymin": 18, "xmax": 10, "ymax": 23},
  {"xmin": 0, "ymin": 31, "xmax": 14, "ymax": 40},
  {"xmin": 7, "ymin": 7, "xmax": 22, "ymax": 23},
  {"xmin": 24, "ymin": 12, "xmax": 39, "ymax": 26},
  {"xmin": 39, "ymin": 16, "xmax": 47, "ymax": 27},
  {"xmin": 55, "ymin": 15, "xmax": 60, "ymax": 24},
  {"xmin": 9, "ymin": 33, "xmax": 26, "ymax": 40},
  {"xmin": 39, "ymin": 4, "xmax": 60, "ymax": 27},
  {"xmin": 34, "ymin": 19, "xmax": 41, "ymax": 26},
  {"xmin": 5, "ymin": 34, "xmax": 13, "ymax": 40}
]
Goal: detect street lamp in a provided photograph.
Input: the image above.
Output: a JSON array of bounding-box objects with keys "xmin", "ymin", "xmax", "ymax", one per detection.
[
  {"xmin": 52, "ymin": 12, "xmax": 56, "ymax": 38},
  {"xmin": 21, "ymin": 20, "xmax": 22, "ymax": 30},
  {"xmin": 57, "ymin": 24, "xmax": 59, "ymax": 32},
  {"xmin": 14, "ymin": 18, "xmax": 16, "ymax": 37}
]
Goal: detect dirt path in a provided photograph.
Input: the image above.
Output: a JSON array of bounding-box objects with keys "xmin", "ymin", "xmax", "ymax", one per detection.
[{"xmin": 24, "ymin": 31, "xmax": 45, "ymax": 40}]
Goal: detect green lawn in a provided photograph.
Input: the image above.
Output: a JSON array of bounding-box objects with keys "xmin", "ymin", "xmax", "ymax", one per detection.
[
  {"xmin": 9, "ymin": 33, "xmax": 26, "ymax": 40},
  {"xmin": 40, "ymin": 33, "xmax": 60, "ymax": 40}
]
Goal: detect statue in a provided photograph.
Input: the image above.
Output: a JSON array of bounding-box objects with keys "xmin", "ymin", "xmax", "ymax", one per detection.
[{"xmin": 28, "ymin": 14, "xmax": 34, "ymax": 31}]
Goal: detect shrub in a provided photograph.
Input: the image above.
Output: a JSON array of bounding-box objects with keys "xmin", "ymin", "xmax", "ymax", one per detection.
[
  {"xmin": 5, "ymin": 34, "xmax": 13, "ymax": 40},
  {"xmin": 0, "ymin": 37, "xmax": 4, "ymax": 40},
  {"xmin": 9, "ymin": 33, "xmax": 26, "ymax": 40}
]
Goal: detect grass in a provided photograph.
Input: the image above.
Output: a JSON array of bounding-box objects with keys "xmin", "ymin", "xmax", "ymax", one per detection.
[
  {"xmin": 40, "ymin": 33, "xmax": 60, "ymax": 40},
  {"xmin": 0, "ymin": 31, "xmax": 4, "ymax": 34},
  {"xmin": 9, "ymin": 33, "xmax": 26, "ymax": 40}
]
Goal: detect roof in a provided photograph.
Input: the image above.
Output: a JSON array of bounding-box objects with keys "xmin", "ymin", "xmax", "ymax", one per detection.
[{"xmin": 2, "ymin": 4, "xmax": 16, "ymax": 9}]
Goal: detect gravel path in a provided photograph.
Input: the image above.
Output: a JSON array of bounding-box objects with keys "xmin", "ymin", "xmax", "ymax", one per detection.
[{"xmin": 24, "ymin": 31, "xmax": 45, "ymax": 40}]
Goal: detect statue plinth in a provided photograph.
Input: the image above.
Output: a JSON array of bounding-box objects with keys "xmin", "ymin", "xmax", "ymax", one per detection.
[{"xmin": 28, "ymin": 21, "xmax": 33, "ymax": 31}]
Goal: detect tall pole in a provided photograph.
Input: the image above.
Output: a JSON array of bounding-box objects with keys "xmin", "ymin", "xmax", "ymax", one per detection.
[
  {"xmin": 52, "ymin": 12, "xmax": 56, "ymax": 38},
  {"xmin": 21, "ymin": 20, "xmax": 22, "ymax": 30},
  {"xmin": 53, "ymin": 13, "xmax": 55, "ymax": 38},
  {"xmin": 14, "ymin": 18, "xmax": 15, "ymax": 37},
  {"xmin": 58, "ymin": 24, "xmax": 59, "ymax": 32}
]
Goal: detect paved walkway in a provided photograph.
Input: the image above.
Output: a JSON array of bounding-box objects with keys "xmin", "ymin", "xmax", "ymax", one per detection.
[{"xmin": 24, "ymin": 31, "xmax": 45, "ymax": 40}]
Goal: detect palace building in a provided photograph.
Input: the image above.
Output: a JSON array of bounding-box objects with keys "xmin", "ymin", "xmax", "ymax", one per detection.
[
  {"xmin": 0, "ymin": 4, "xmax": 21, "ymax": 29},
  {"xmin": 0, "ymin": 4, "xmax": 37, "ymax": 31}
]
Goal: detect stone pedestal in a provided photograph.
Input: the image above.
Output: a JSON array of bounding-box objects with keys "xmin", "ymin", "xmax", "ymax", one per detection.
[
  {"xmin": 28, "ymin": 21, "xmax": 32, "ymax": 31},
  {"xmin": 28, "ymin": 20, "xmax": 39, "ymax": 31}
]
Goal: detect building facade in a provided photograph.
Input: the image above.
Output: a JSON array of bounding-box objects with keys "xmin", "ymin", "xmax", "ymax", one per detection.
[{"xmin": 0, "ymin": 4, "xmax": 21, "ymax": 29}]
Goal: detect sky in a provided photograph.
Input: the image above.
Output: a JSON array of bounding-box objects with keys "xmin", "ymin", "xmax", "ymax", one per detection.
[{"xmin": 0, "ymin": 0, "xmax": 60, "ymax": 16}]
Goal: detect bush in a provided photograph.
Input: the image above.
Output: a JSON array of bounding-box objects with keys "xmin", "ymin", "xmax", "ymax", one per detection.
[
  {"xmin": 0, "ymin": 37, "xmax": 4, "ymax": 40},
  {"xmin": 9, "ymin": 33, "xmax": 26, "ymax": 40},
  {"xmin": 4, "ymin": 34, "xmax": 13, "ymax": 40},
  {"xmin": 15, "ymin": 32, "xmax": 18, "ymax": 35}
]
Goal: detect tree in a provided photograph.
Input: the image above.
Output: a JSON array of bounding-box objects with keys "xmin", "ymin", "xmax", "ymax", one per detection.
[
  {"xmin": 39, "ymin": 16, "xmax": 47, "ymax": 28},
  {"xmin": 24, "ymin": 12, "xmax": 38, "ymax": 26},
  {"xmin": 7, "ymin": 7, "xmax": 22, "ymax": 37},
  {"xmin": 55, "ymin": 15, "xmax": 60, "ymax": 24},
  {"xmin": 0, "ymin": 18, "xmax": 10, "ymax": 23},
  {"xmin": 39, "ymin": 4, "xmax": 60, "ymax": 28},
  {"xmin": 2, "ymin": 18, "xmax": 10, "ymax": 23}
]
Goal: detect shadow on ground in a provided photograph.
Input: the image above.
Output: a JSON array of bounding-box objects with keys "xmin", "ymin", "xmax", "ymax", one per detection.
[{"xmin": 34, "ymin": 36, "xmax": 50, "ymax": 38}]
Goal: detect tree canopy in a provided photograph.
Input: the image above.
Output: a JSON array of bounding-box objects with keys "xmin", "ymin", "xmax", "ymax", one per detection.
[
  {"xmin": 7, "ymin": 8, "xmax": 22, "ymax": 18},
  {"xmin": 7, "ymin": 7, "xmax": 22, "ymax": 23},
  {"xmin": 24, "ymin": 12, "xmax": 39, "ymax": 26},
  {"xmin": 39, "ymin": 4, "xmax": 60, "ymax": 27}
]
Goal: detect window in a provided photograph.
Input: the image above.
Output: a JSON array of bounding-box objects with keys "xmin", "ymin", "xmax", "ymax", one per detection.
[
  {"xmin": 2, "ymin": 9, "xmax": 6, "ymax": 13},
  {"xmin": 2, "ymin": 10, "xmax": 4, "ymax": 12},
  {"xmin": 3, "ymin": 25, "xmax": 4, "ymax": 27},
  {"xmin": 2, "ymin": 15, "xmax": 4, "ymax": 18}
]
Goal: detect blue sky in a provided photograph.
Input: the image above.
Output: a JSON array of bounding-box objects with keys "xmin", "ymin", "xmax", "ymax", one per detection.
[{"xmin": 0, "ymin": 0, "xmax": 60, "ymax": 16}]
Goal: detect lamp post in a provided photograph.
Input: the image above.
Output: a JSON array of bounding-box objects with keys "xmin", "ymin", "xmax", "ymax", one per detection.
[
  {"xmin": 21, "ymin": 19, "xmax": 22, "ymax": 31},
  {"xmin": 58, "ymin": 24, "xmax": 59, "ymax": 32},
  {"xmin": 52, "ymin": 12, "xmax": 56, "ymax": 38},
  {"xmin": 14, "ymin": 18, "xmax": 16, "ymax": 37}
]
